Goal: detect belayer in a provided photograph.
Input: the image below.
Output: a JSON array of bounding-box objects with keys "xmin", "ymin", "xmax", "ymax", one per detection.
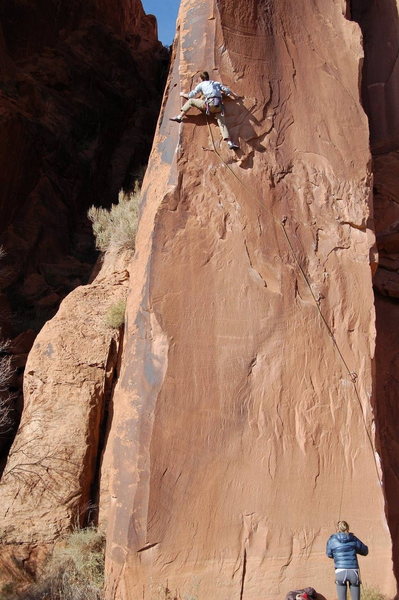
[
  {"xmin": 170, "ymin": 71, "xmax": 239, "ymax": 150},
  {"xmin": 326, "ymin": 520, "xmax": 368, "ymax": 600}
]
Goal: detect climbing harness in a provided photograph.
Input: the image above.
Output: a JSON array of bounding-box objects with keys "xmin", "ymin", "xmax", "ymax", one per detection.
[
  {"xmin": 205, "ymin": 96, "xmax": 224, "ymax": 116},
  {"xmin": 204, "ymin": 114, "xmax": 382, "ymax": 518},
  {"xmin": 335, "ymin": 569, "xmax": 360, "ymax": 587}
]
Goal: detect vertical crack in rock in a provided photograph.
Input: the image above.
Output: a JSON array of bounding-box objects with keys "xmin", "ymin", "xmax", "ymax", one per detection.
[
  {"xmin": 244, "ymin": 240, "xmax": 268, "ymax": 288},
  {"xmin": 90, "ymin": 332, "xmax": 124, "ymax": 527},
  {"xmin": 239, "ymin": 548, "xmax": 247, "ymax": 600}
]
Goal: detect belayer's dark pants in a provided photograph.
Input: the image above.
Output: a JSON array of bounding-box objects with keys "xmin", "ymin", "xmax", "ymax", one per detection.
[{"xmin": 335, "ymin": 569, "xmax": 360, "ymax": 600}]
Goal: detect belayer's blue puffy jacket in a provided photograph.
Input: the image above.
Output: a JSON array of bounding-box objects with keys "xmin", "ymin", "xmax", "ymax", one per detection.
[{"xmin": 326, "ymin": 532, "xmax": 368, "ymax": 569}]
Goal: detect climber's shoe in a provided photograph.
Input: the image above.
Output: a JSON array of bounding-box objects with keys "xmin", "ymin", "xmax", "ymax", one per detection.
[
  {"xmin": 170, "ymin": 116, "xmax": 183, "ymax": 123},
  {"xmin": 227, "ymin": 141, "xmax": 239, "ymax": 150}
]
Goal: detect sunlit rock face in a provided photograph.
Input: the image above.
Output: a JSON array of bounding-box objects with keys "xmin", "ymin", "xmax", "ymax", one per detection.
[{"xmin": 105, "ymin": 1, "xmax": 396, "ymax": 598}]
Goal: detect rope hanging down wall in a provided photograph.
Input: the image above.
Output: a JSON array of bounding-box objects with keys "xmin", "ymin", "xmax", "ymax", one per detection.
[{"xmin": 203, "ymin": 116, "xmax": 381, "ymax": 511}]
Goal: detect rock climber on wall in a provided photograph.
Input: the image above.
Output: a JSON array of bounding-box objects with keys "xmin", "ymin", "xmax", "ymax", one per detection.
[{"xmin": 170, "ymin": 70, "xmax": 240, "ymax": 150}]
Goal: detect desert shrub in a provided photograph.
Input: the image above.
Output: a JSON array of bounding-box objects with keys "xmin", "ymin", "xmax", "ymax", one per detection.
[
  {"xmin": 361, "ymin": 586, "xmax": 387, "ymax": 600},
  {"xmin": 18, "ymin": 527, "xmax": 105, "ymax": 600},
  {"xmin": 0, "ymin": 353, "xmax": 12, "ymax": 391},
  {"xmin": 88, "ymin": 190, "xmax": 139, "ymax": 252},
  {"xmin": 105, "ymin": 299, "xmax": 126, "ymax": 329}
]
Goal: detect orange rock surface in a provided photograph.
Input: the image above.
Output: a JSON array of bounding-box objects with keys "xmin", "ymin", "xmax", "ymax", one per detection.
[{"xmin": 105, "ymin": 1, "xmax": 396, "ymax": 598}]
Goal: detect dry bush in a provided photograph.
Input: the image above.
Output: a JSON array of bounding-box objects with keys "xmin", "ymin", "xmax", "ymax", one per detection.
[
  {"xmin": 0, "ymin": 354, "xmax": 12, "ymax": 390},
  {"xmin": 17, "ymin": 527, "xmax": 105, "ymax": 600},
  {"xmin": 88, "ymin": 190, "xmax": 139, "ymax": 252},
  {"xmin": 0, "ymin": 337, "xmax": 13, "ymax": 433},
  {"xmin": 105, "ymin": 299, "xmax": 126, "ymax": 329},
  {"xmin": 361, "ymin": 587, "xmax": 388, "ymax": 600}
]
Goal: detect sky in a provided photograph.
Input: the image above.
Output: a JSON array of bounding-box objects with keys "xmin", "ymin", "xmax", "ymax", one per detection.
[{"xmin": 141, "ymin": 0, "xmax": 181, "ymax": 46}]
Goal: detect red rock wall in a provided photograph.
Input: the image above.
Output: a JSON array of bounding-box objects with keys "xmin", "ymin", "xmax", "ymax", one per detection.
[
  {"xmin": 0, "ymin": 249, "xmax": 132, "ymax": 591},
  {"xmin": 105, "ymin": 1, "xmax": 396, "ymax": 598},
  {"xmin": 0, "ymin": 250, "xmax": 129, "ymax": 539},
  {"xmin": 351, "ymin": 0, "xmax": 399, "ymax": 154},
  {"xmin": 0, "ymin": 0, "xmax": 155, "ymax": 59}
]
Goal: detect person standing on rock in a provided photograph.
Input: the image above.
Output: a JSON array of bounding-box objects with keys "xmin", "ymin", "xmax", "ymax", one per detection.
[
  {"xmin": 326, "ymin": 520, "xmax": 368, "ymax": 600},
  {"xmin": 170, "ymin": 71, "xmax": 240, "ymax": 150}
]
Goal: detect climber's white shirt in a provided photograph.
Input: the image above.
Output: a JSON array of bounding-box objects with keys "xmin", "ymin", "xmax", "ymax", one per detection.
[{"xmin": 188, "ymin": 80, "xmax": 231, "ymax": 99}]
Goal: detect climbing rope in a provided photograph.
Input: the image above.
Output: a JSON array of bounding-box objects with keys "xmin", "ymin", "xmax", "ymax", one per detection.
[{"xmin": 205, "ymin": 114, "xmax": 382, "ymax": 504}]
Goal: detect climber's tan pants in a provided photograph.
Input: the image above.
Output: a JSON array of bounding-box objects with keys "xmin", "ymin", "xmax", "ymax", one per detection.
[{"xmin": 181, "ymin": 98, "xmax": 230, "ymax": 140}]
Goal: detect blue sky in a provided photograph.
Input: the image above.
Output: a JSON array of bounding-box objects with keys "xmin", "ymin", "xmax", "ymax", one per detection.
[{"xmin": 142, "ymin": 0, "xmax": 180, "ymax": 46}]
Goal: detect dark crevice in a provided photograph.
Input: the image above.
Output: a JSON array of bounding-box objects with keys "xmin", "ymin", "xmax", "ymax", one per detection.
[
  {"xmin": 350, "ymin": 0, "xmax": 399, "ymax": 594},
  {"xmin": 348, "ymin": 0, "xmax": 373, "ymax": 21},
  {"xmin": 88, "ymin": 326, "xmax": 125, "ymax": 527},
  {"xmin": 239, "ymin": 548, "xmax": 247, "ymax": 600}
]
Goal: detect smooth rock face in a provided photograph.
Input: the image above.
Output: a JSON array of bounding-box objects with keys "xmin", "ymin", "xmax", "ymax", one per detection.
[{"xmin": 105, "ymin": 1, "xmax": 395, "ymax": 598}]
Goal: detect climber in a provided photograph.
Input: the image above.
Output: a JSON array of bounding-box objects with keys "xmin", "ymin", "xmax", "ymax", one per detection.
[
  {"xmin": 169, "ymin": 71, "xmax": 240, "ymax": 150},
  {"xmin": 326, "ymin": 520, "xmax": 368, "ymax": 600}
]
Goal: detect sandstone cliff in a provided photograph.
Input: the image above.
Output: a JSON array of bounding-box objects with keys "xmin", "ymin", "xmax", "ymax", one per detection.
[
  {"xmin": 104, "ymin": 1, "xmax": 396, "ymax": 598},
  {"xmin": 0, "ymin": 248, "xmax": 130, "ymax": 589}
]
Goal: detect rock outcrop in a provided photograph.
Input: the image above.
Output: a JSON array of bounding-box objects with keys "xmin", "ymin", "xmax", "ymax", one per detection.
[
  {"xmin": 0, "ymin": 248, "xmax": 130, "ymax": 589},
  {"xmin": 105, "ymin": 1, "xmax": 396, "ymax": 599}
]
